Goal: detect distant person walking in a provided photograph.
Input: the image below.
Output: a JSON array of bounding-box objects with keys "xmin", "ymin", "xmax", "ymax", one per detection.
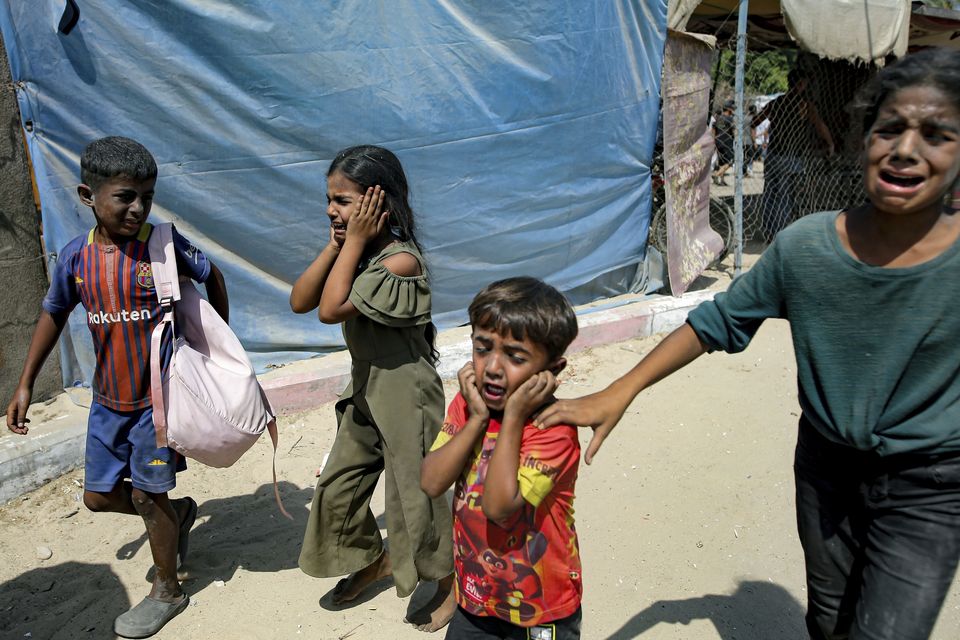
[
  {"xmin": 712, "ymin": 100, "xmax": 736, "ymax": 186},
  {"xmin": 753, "ymin": 69, "xmax": 835, "ymax": 240}
]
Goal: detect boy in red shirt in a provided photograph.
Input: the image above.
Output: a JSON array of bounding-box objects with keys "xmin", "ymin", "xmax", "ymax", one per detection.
[{"xmin": 422, "ymin": 277, "xmax": 582, "ymax": 639}]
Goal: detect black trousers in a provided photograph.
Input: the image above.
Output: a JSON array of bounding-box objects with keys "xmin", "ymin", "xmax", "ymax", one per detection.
[
  {"xmin": 795, "ymin": 418, "xmax": 960, "ymax": 640},
  {"xmin": 445, "ymin": 607, "xmax": 581, "ymax": 640}
]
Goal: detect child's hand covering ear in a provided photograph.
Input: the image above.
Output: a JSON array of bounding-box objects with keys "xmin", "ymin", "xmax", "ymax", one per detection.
[
  {"xmin": 345, "ymin": 185, "xmax": 389, "ymax": 244},
  {"xmin": 504, "ymin": 371, "xmax": 558, "ymax": 423}
]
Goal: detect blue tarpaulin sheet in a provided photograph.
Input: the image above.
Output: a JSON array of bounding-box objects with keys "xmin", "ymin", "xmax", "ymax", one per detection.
[{"xmin": 1, "ymin": 1, "xmax": 667, "ymax": 386}]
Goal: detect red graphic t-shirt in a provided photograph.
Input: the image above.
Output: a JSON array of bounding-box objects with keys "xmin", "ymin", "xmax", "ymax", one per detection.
[{"xmin": 431, "ymin": 393, "xmax": 582, "ymax": 627}]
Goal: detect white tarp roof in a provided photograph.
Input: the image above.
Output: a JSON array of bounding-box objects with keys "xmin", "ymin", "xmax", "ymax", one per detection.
[{"xmin": 669, "ymin": 0, "xmax": 911, "ymax": 63}]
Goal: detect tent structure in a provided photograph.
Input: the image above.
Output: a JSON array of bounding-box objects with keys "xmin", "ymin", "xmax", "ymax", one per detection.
[
  {"xmin": 0, "ymin": 1, "xmax": 668, "ymax": 389},
  {"xmin": 656, "ymin": 0, "xmax": 960, "ymax": 297},
  {"xmin": 676, "ymin": 0, "xmax": 960, "ymax": 57}
]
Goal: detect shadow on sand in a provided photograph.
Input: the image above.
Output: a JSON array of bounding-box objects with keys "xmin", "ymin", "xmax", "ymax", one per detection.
[
  {"xmin": 603, "ymin": 579, "xmax": 806, "ymax": 640},
  {"xmin": 118, "ymin": 481, "xmax": 314, "ymax": 592},
  {"xmin": 0, "ymin": 561, "xmax": 130, "ymax": 640},
  {"xmin": 115, "ymin": 481, "xmax": 409, "ymax": 611}
]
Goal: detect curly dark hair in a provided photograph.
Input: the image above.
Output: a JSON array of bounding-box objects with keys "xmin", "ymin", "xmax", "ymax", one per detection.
[
  {"xmin": 328, "ymin": 145, "xmax": 439, "ymax": 363},
  {"xmin": 80, "ymin": 137, "xmax": 157, "ymax": 190},
  {"xmin": 855, "ymin": 48, "xmax": 960, "ymax": 135},
  {"xmin": 468, "ymin": 277, "xmax": 578, "ymax": 362},
  {"xmin": 327, "ymin": 145, "xmax": 425, "ymax": 256}
]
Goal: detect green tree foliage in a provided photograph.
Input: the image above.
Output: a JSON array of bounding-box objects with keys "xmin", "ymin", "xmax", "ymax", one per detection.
[{"xmin": 714, "ymin": 50, "xmax": 794, "ymax": 100}]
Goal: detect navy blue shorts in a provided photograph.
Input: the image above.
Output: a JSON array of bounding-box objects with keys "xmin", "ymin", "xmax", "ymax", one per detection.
[{"xmin": 84, "ymin": 401, "xmax": 186, "ymax": 493}]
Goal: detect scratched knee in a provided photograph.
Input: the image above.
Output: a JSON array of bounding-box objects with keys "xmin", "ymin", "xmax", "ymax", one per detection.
[{"xmin": 130, "ymin": 489, "xmax": 157, "ymax": 517}]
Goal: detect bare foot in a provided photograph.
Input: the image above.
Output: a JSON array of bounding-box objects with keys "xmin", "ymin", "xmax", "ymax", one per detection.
[
  {"xmin": 330, "ymin": 551, "xmax": 392, "ymax": 605},
  {"xmin": 405, "ymin": 574, "xmax": 457, "ymax": 633}
]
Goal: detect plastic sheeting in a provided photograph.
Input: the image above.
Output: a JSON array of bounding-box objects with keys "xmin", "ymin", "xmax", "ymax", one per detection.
[{"xmin": 1, "ymin": 1, "xmax": 667, "ymax": 386}]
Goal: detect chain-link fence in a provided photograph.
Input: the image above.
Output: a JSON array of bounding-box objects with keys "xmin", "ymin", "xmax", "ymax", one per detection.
[
  {"xmin": 709, "ymin": 46, "xmax": 878, "ymax": 242},
  {"xmin": 648, "ymin": 40, "xmax": 881, "ymax": 269}
]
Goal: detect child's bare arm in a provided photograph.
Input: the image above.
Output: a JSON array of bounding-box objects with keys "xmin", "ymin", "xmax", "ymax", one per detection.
[
  {"xmin": 484, "ymin": 371, "xmax": 558, "ymax": 523},
  {"xmin": 290, "ymin": 234, "xmax": 341, "ymax": 314},
  {"xmin": 421, "ymin": 363, "xmax": 490, "ymax": 497},
  {"xmin": 318, "ymin": 186, "xmax": 387, "ymax": 324},
  {"xmin": 421, "ymin": 415, "xmax": 488, "ymax": 497},
  {"xmin": 6, "ymin": 310, "xmax": 69, "ymax": 434},
  {"xmin": 204, "ymin": 262, "xmax": 230, "ymax": 324},
  {"xmin": 535, "ymin": 323, "xmax": 707, "ymax": 464}
]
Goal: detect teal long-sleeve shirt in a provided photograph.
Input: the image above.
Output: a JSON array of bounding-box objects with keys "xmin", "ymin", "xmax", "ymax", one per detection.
[{"xmin": 687, "ymin": 211, "xmax": 960, "ymax": 456}]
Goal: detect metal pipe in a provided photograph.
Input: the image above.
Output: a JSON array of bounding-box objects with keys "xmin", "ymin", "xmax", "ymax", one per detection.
[{"xmin": 733, "ymin": 0, "xmax": 749, "ymax": 276}]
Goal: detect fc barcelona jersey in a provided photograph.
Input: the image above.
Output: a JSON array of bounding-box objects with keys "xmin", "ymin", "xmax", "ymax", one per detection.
[{"xmin": 43, "ymin": 223, "xmax": 210, "ymax": 411}]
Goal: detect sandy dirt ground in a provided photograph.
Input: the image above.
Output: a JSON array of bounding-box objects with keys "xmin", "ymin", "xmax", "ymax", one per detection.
[{"xmin": 2, "ymin": 319, "xmax": 959, "ymax": 639}]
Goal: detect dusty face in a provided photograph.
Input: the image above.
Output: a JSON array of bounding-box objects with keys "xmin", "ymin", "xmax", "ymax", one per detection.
[
  {"xmin": 325, "ymin": 170, "xmax": 364, "ymax": 246},
  {"xmin": 79, "ymin": 175, "xmax": 156, "ymax": 244},
  {"xmin": 863, "ymin": 84, "xmax": 960, "ymax": 219},
  {"xmin": 470, "ymin": 327, "xmax": 551, "ymax": 413}
]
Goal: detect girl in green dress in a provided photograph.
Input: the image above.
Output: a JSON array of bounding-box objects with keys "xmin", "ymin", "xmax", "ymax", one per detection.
[{"xmin": 290, "ymin": 145, "xmax": 455, "ymax": 632}]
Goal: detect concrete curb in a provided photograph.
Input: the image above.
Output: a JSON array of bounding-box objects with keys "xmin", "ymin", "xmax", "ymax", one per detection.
[
  {"xmin": 0, "ymin": 415, "xmax": 87, "ymax": 505},
  {"xmin": 0, "ymin": 289, "xmax": 716, "ymax": 504}
]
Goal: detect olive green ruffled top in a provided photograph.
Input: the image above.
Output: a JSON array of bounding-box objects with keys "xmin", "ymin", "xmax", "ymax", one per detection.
[
  {"xmin": 348, "ymin": 243, "xmax": 432, "ymax": 328},
  {"xmin": 341, "ymin": 241, "xmax": 439, "ymax": 400}
]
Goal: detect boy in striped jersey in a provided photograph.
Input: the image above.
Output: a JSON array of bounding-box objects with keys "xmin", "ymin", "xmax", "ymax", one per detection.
[{"xmin": 6, "ymin": 137, "xmax": 228, "ymax": 638}]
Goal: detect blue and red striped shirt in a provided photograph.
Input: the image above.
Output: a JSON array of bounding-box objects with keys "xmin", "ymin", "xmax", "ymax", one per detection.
[{"xmin": 43, "ymin": 223, "xmax": 210, "ymax": 411}]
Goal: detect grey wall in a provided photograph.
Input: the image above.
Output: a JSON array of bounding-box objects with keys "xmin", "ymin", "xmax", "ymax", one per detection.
[{"xmin": 0, "ymin": 29, "xmax": 61, "ymax": 406}]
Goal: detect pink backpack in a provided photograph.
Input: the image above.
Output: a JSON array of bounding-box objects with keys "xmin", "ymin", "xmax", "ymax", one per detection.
[{"xmin": 148, "ymin": 223, "xmax": 288, "ymax": 516}]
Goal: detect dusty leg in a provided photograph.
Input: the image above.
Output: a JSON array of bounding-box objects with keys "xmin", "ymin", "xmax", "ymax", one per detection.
[
  {"xmin": 405, "ymin": 573, "xmax": 457, "ymax": 633},
  {"xmin": 83, "ymin": 481, "xmax": 138, "ymax": 515},
  {"xmin": 111, "ymin": 489, "xmax": 191, "ymax": 638},
  {"xmin": 331, "ymin": 550, "xmax": 393, "ymax": 605},
  {"xmin": 131, "ymin": 488, "xmax": 183, "ymax": 601}
]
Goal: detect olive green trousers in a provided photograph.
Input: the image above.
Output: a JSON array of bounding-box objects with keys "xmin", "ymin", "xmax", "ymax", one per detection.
[{"xmin": 298, "ymin": 396, "xmax": 453, "ymax": 597}]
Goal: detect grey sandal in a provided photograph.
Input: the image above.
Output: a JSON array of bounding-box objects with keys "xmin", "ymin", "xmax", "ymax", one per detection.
[{"xmin": 114, "ymin": 594, "xmax": 189, "ymax": 638}]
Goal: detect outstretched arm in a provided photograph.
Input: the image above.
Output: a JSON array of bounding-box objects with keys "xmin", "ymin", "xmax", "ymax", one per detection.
[
  {"xmin": 204, "ymin": 262, "xmax": 229, "ymax": 324},
  {"xmin": 6, "ymin": 309, "xmax": 69, "ymax": 434},
  {"xmin": 421, "ymin": 364, "xmax": 490, "ymax": 497},
  {"xmin": 534, "ymin": 323, "xmax": 708, "ymax": 464}
]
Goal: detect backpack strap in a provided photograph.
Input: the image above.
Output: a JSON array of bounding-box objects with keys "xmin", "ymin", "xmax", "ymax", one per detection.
[
  {"xmin": 267, "ymin": 417, "xmax": 291, "ymax": 520},
  {"xmin": 148, "ymin": 223, "xmax": 181, "ymax": 304},
  {"xmin": 145, "ymin": 224, "xmax": 290, "ymax": 519},
  {"xmin": 148, "ymin": 223, "xmax": 180, "ymax": 450}
]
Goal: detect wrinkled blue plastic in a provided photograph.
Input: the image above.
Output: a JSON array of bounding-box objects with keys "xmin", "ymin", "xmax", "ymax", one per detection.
[{"xmin": 1, "ymin": 1, "xmax": 666, "ymax": 384}]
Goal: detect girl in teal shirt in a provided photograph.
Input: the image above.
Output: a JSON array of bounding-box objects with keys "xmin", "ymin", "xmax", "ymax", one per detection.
[{"xmin": 538, "ymin": 48, "xmax": 960, "ymax": 640}]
